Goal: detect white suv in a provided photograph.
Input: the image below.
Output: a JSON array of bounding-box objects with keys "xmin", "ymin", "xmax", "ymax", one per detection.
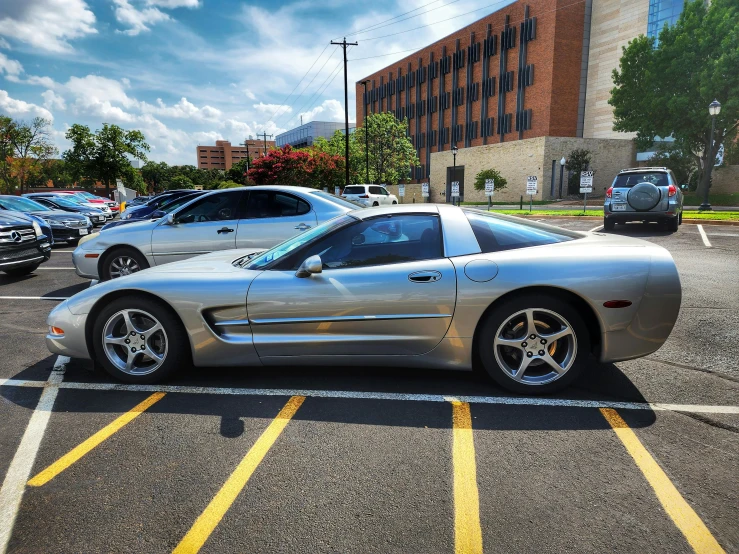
[{"xmin": 341, "ymin": 185, "xmax": 398, "ymax": 207}]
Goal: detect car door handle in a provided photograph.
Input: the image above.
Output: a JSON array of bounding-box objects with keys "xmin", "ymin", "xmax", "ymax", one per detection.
[
  {"xmin": 217, "ymin": 227, "xmax": 234, "ymax": 234},
  {"xmin": 294, "ymin": 223, "xmax": 312, "ymax": 231},
  {"xmin": 408, "ymin": 270, "xmax": 442, "ymax": 283}
]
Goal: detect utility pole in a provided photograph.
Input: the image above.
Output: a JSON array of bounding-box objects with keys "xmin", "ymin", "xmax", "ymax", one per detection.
[
  {"xmin": 242, "ymin": 139, "xmax": 250, "ymax": 172},
  {"xmin": 258, "ymin": 131, "xmax": 273, "ymax": 157},
  {"xmin": 331, "ymin": 37, "xmax": 358, "ymax": 188},
  {"xmin": 360, "ymin": 79, "xmax": 370, "ymax": 184}
]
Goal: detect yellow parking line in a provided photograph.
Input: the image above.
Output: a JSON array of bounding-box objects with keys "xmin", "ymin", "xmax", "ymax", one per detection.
[
  {"xmin": 600, "ymin": 408, "xmax": 725, "ymax": 554},
  {"xmin": 450, "ymin": 400, "xmax": 483, "ymax": 554},
  {"xmin": 27, "ymin": 392, "xmax": 166, "ymax": 487},
  {"xmin": 173, "ymin": 395, "xmax": 305, "ymax": 554}
]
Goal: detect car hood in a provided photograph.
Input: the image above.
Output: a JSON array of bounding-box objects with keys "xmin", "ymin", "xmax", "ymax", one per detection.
[
  {"xmin": 0, "ymin": 211, "xmax": 35, "ymax": 226},
  {"xmin": 145, "ymin": 248, "xmax": 268, "ymax": 274},
  {"xmin": 32, "ymin": 210, "xmax": 87, "ymax": 221}
]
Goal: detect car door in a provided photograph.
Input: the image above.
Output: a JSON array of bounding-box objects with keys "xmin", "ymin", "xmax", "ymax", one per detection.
[
  {"xmin": 235, "ymin": 190, "xmax": 318, "ymax": 251},
  {"xmin": 150, "ymin": 190, "xmax": 243, "ymax": 265},
  {"xmin": 246, "ymin": 213, "xmax": 456, "ymax": 357}
]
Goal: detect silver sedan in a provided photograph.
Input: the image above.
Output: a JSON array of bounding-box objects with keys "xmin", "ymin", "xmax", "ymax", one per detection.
[
  {"xmin": 72, "ymin": 186, "xmax": 360, "ymax": 280},
  {"xmin": 47, "ymin": 205, "xmax": 681, "ymax": 394}
]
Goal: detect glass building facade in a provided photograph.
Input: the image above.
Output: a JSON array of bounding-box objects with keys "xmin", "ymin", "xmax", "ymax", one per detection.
[
  {"xmin": 276, "ymin": 121, "xmax": 353, "ymax": 148},
  {"xmin": 647, "ymin": 0, "xmax": 685, "ymax": 38}
]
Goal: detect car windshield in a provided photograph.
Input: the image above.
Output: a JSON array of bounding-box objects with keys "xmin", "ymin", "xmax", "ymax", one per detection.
[
  {"xmin": 242, "ymin": 214, "xmax": 354, "ymax": 270},
  {"xmin": 310, "ymin": 190, "xmax": 364, "ymax": 209},
  {"xmin": 161, "ymin": 194, "xmax": 200, "ymax": 213},
  {"xmin": 612, "ymin": 172, "xmax": 670, "ymax": 188},
  {"xmin": 0, "ymin": 196, "xmax": 51, "ymax": 212},
  {"xmin": 53, "ymin": 197, "xmax": 85, "ymax": 209},
  {"xmin": 342, "ymin": 186, "xmax": 366, "ymax": 195},
  {"xmin": 79, "ymin": 192, "xmax": 97, "ymax": 199}
]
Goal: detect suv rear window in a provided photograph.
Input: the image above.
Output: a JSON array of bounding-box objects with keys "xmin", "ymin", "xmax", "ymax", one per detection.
[
  {"xmin": 342, "ymin": 186, "xmax": 366, "ymax": 195},
  {"xmin": 613, "ymin": 172, "xmax": 671, "ymax": 188},
  {"xmin": 464, "ymin": 210, "xmax": 580, "ymax": 253}
]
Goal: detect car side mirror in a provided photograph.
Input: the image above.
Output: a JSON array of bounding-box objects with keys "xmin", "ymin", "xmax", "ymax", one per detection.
[
  {"xmin": 151, "ymin": 210, "xmax": 165, "ymax": 219},
  {"xmin": 295, "ymin": 255, "xmax": 322, "ymax": 278},
  {"xmin": 165, "ymin": 213, "xmax": 176, "ymax": 225}
]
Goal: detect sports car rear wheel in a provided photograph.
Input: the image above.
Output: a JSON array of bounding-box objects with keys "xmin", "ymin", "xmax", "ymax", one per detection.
[
  {"xmin": 93, "ymin": 295, "xmax": 189, "ymax": 383},
  {"xmin": 478, "ymin": 294, "xmax": 589, "ymax": 394}
]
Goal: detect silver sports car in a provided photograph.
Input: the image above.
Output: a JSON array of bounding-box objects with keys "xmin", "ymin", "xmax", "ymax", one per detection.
[{"xmin": 46, "ymin": 204, "xmax": 681, "ymax": 394}]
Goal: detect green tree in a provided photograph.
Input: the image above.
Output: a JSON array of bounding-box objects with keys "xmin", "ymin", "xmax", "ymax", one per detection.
[
  {"xmin": 353, "ymin": 113, "xmax": 419, "ymax": 186},
  {"xmin": 473, "ymin": 168, "xmax": 508, "ymax": 192},
  {"xmin": 122, "ymin": 167, "xmax": 147, "ymax": 194},
  {"xmin": 168, "ymin": 175, "xmax": 194, "ymax": 190},
  {"xmin": 565, "ymin": 148, "xmax": 592, "ymax": 195},
  {"xmin": 226, "ymin": 159, "xmax": 251, "ymax": 185},
  {"xmin": 648, "ymin": 143, "xmax": 697, "ymax": 187},
  {"xmin": 0, "ymin": 116, "xmax": 16, "ymax": 193},
  {"xmin": 63, "ymin": 123, "xmax": 149, "ymax": 197},
  {"xmin": 141, "ymin": 161, "xmax": 170, "ymax": 193},
  {"xmin": 313, "ymin": 130, "xmax": 357, "ymax": 183},
  {"xmin": 0, "ymin": 117, "xmax": 57, "ymax": 193},
  {"xmin": 609, "ymin": 0, "xmax": 739, "ymax": 199},
  {"xmin": 217, "ymin": 180, "xmax": 243, "ymax": 189}
]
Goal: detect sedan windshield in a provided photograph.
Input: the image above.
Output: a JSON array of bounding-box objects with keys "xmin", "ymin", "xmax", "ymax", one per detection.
[
  {"xmin": 310, "ymin": 190, "xmax": 364, "ymax": 209},
  {"xmin": 244, "ymin": 214, "xmax": 354, "ymax": 270},
  {"xmin": 0, "ymin": 196, "xmax": 51, "ymax": 212},
  {"xmin": 52, "ymin": 197, "xmax": 88, "ymax": 209}
]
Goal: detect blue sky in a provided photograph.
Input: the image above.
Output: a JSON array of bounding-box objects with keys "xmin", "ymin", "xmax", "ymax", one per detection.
[{"xmin": 0, "ymin": 0, "xmax": 509, "ymax": 164}]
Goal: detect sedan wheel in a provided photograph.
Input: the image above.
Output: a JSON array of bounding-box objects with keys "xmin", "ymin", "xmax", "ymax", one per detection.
[
  {"xmin": 110, "ymin": 255, "xmax": 141, "ymax": 278},
  {"xmin": 478, "ymin": 294, "xmax": 589, "ymax": 394},
  {"xmin": 93, "ymin": 295, "xmax": 189, "ymax": 383},
  {"xmin": 101, "ymin": 247, "xmax": 149, "ymax": 281}
]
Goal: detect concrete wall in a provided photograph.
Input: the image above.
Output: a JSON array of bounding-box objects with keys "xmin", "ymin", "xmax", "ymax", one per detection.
[
  {"xmin": 712, "ymin": 165, "xmax": 739, "ymax": 194},
  {"xmin": 427, "ymin": 136, "xmax": 635, "ymax": 202},
  {"xmin": 582, "ymin": 0, "xmax": 649, "ymax": 139}
]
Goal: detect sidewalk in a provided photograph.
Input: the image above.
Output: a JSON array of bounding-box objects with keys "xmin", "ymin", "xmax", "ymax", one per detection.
[{"xmin": 466, "ymin": 203, "xmax": 739, "ymax": 212}]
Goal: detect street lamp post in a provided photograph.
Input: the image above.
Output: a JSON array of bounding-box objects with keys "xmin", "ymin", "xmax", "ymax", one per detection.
[
  {"xmin": 360, "ymin": 80, "xmax": 370, "ymax": 184},
  {"xmin": 558, "ymin": 156, "xmax": 566, "ymax": 198},
  {"xmin": 452, "ymin": 145, "xmax": 458, "ymax": 206},
  {"xmin": 701, "ymin": 99, "xmax": 722, "ymax": 211}
]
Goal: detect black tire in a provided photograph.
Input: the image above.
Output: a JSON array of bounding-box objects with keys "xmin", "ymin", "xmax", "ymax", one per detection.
[
  {"xmin": 678, "ymin": 212, "xmax": 683, "ymax": 225},
  {"xmin": 392, "ymin": 200, "xmax": 398, "ymax": 204},
  {"xmin": 92, "ymin": 295, "xmax": 189, "ymax": 383},
  {"xmin": 666, "ymin": 217, "xmax": 678, "ymax": 232},
  {"xmin": 603, "ymin": 218, "xmax": 615, "ymax": 231},
  {"xmin": 372, "ymin": 201, "xmax": 379, "ymax": 207},
  {"xmin": 67, "ymin": 238, "xmax": 80, "ymax": 246},
  {"xmin": 3, "ymin": 263, "xmax": 40, "ymax": 276},
  {"xmin": 477, "ymin": 293, "xmax": 590, "ymax": 395},
  {"xmin": 100, "ymin": 247, "xmax": 149, "ymax": 281}
]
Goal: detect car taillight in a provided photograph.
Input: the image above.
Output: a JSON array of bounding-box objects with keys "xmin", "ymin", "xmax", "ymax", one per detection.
[
  {"xmin": 359, "ymin": 194, "xmax": 369, "ymax": 198},
  {"xmin": 667, "ymin": 184, "xmax": 677, "ymax": 197},
  {"xmin": 606, "ymin": 187, "xmax": 613, "ymax": 198}
]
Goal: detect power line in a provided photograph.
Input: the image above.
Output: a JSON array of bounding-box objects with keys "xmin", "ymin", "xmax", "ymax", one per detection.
[
  {"xmin": 290, "ymin": 49, "xmax": 350, "ymax": 123},
  {"xmin": 346, "ymin": 0, "xmax": 463, "ymax": 38},
  {"xmin": 338, "ymin": 0, "xmax": 445, "ymax": 38},
  {"xmin": 349, "ymin": 46, "xmax": 428, "ymax": 61}
]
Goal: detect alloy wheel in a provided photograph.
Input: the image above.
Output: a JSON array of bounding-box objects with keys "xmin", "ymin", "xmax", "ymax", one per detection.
[
  {"xmin": 102, "ymin": 309, "xmax": 168, "ymax": 375},
  {"xmin": 493, "ymin": 308, "xmax": 577, "ymax": 385},
  {"xmin": 109, "ymin": 255, "xmax": 141, "ymax": 278}
]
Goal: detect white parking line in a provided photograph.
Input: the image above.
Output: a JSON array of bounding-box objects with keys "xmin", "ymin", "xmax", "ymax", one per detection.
[
  {"xmin": 36, "ymin": 268, "xmax": 75, "ymax": 270},
  {"xmin": 588, "ymin": 224, "xmax": 603, "ymax": 232},
  {"xmin": 0, "ymin": 296, "xmax": 68, "ymax": 301},
  {"xmin": 0, "ymin": 366, "xmax": 65, "ymax": 553},
  {"xmin": 0, "ymin": 378, "xmax": 736, "ymax": 414},
  {"xmin": 697, "ymin": 225, "xmax": 712, "ymax": 247},
  {"xmin": 50, "ymin": 251, "xmax": 74, "ymax": 253}
]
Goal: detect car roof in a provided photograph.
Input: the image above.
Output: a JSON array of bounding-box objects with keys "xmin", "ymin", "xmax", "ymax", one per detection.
[
  {"xmin": 618, "ymin": 167, "xmax": 669, "ymax": 173},
  {"xmin": 348, "ymin": 203, "xmax": 439, "ymax": 220}
]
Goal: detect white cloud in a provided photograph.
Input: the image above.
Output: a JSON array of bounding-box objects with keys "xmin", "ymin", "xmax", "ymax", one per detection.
[
  {"xmin": 146, "ymin": 0, "xmax": 200, "ymax": 7},
  {"xmin": 0, "ymin": 89, "xmax": 54, "ymax": 120},
  {"xmin": 140, "ymin": 97, "xmax": 222, "ymax": 121},
  {"xmin": 243, "ymin": 88, "xmax": 256, "ymax": 100},
  {"xmin": 0, "ymin": 0, "xmax": 96, "ymax": 53},
  {"xmin": 113, "ymin": 0, "xmax": 170, "ymax": 36},
  {"xmin": 298, "ymin": 99, "xmax": 347, "ymax": 124},
  {"xmin": 42, "ymin": 89, "xmax": 66, "ymax": 110},
  {"xmin": 0, "ymin": 38, "xmax": 10, "ymax": 50},
  {"xmin": 0, "ymin": 52, "xmax": 23, "ymax": 77},
  {"xmin": 253, "ymin": 102, "xmax": 291, "ymax": 116},
  {"xmin": 65, "ymin": 75, "xmax": 137, "ymax": 108}
]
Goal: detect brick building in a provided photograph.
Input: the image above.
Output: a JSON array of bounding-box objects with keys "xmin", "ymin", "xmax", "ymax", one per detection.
[{"xmin": 196, "ymin": 139, "xmax": 275, "ymax": 170}]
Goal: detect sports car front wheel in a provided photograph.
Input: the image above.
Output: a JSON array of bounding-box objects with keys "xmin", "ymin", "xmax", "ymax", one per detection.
[
  {"xmin": 478, "ymin": 294, "xmax": 590, "ymax": 394},
  {"xmin": 92, "ymin": 295, "xmax": 189, "ymax": 383}
]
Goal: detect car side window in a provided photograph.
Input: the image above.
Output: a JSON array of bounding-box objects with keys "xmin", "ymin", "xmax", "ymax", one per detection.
[
  {"xmin": 288, "ymin": 214, "xmax": 442, "ymax": 270},
  {"xmin": 380, "ymin": 188, "xmax": 390, "ymax": 196},
  {"xmin": 465, "ymin": 211, "xmax": 578, "ymax": 253},
  {"xmin": 244, "ymin": 191, "xmax": 310, "ymax": 218},
  {"xmin": 175, "ymin": 192, "xmax": 240, "ymax": 224},
  {"xmin": 369, "ymin": 186, "xmax": 383, "ymax": 195}
]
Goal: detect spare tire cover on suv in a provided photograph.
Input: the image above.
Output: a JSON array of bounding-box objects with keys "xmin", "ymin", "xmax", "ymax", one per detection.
[{"xmin": 627, "ymin": 182, "xmax": 661, "ymax": 211}]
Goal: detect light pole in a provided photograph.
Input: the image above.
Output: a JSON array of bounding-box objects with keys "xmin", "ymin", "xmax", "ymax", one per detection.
[
  {"xmin": 558, "ymin": 156, "xmax": 566, "ymax": 198},
  {"xmin": 452, "ymin": 145, "xmax": 458, "ymax": 206},
  {"xmin": 701, "ymin": 99, "xmax": 722, "ymax": 211},
  {"xmin": 360, "ymin": 80, "xmax": 370, "ymax": 184}
]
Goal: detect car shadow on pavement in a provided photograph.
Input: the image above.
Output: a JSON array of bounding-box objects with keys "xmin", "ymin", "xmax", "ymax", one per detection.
[
  {"xmin": 2, "ymin": 356, "xmax": 656, "ymax": 432},
  {"xmin": 0, "ymin": 273, "xmax": 37, "ymax": 286},
  {"xmin": 43, "ymin": 282, "xmax": 90, "ymax": 298},
  {"xmin": 600, "ymin": 222, "xmax": 674, "ymax": 237}
]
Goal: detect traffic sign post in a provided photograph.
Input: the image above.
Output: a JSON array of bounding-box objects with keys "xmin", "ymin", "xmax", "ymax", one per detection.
[
  {"xmin": 484, "ymin": 179, "xmax": 494, "ymax": 210},
  {"xmin": 398, "ymin": 184, "xmax": 405, "ymax": 204},
  {"xmin": 526, "ymin": 176, "xmax": 538, "ymax": 213},
  {"xmin": 335, "ymin": 186, "xmax": 340, "ymax": 196},
  {"xmin": 580, "ymin": 170, "xmax": 594, "ymax": 212},
  {"xmin": 421, "ymin": 182, "xmax": 429, "ymax": 203},
  {"xmin": 451, "ymin": 181, "xmax": 460, "ymax": 206}
]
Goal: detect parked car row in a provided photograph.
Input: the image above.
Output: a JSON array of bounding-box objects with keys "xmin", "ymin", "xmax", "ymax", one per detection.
[
  {"xmin": 0, "ymin": 196, "xmax": 94, "ymax": 245},
  {"xmin": 0, "ymin": 210, "xmax": 52, "ymax": 276}
]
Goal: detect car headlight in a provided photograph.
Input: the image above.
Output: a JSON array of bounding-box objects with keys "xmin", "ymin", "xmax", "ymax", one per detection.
[
  {"xmin": 77, "ymin": 231, "xmax": 100, "ymax": 247},
  {"xmin": 84, "ymin": 216, "xmax": 92, "ymax": 226},
  {"xmin": 32, "ymin": 221, "xmax": 42, "ymax": 237},
  {"xmin": 122, "ymin": 212, "xmax": 131, "ymax": 220},
  {"xmin": 46, "ymin": 219, "xmax": 65, "ymax": 228}
]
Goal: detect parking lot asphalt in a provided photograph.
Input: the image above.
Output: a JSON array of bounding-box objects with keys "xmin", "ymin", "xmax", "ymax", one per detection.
[{"xmin": 1, "ymin": 221, "xmax": 737, "ymax": 553}]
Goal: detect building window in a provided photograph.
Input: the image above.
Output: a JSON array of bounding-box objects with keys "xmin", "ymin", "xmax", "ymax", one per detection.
[{"xmin": 647, "ymin": 0, "xmax": 683, "ymax": 38}]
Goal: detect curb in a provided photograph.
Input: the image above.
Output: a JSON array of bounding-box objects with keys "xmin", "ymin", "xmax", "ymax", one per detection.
[{"xmin": 501, "ymin": 214, "xmax": 739, "ymax": 226}]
